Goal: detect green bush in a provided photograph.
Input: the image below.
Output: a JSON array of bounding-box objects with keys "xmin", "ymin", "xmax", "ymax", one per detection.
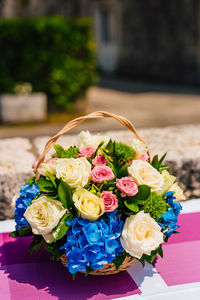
[{"xmin": 0, "ymin": 16, "xmax": 96, "ymax": 110}]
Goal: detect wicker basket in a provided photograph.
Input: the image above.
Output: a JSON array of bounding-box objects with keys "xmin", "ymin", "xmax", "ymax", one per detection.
[
  {"xmin": 60, "ymin": 254, "xmax": 135, "ymax": 276},
  {"xmin": 36, "ymin": 111, "xmax": 149, "ymax": 276}
]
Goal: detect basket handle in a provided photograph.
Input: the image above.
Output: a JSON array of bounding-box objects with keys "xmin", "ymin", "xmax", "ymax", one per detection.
[{"xmin": 35, "ymin": 111, "xmax": 149, "ymax": 179}]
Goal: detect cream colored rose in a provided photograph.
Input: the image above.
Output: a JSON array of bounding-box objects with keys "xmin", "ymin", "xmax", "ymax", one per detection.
[
  {"xmin": 120, "ymin": 211, "xmax": 163, "ymax": 259},
  {"xmin": 79, "ymin": 130, "xmax": 109, "ymax": 148},
  {"xmin": 38, "ymin": 162, "xmax": 56, "ymax": 177},
  {"xmin": 73, "ymin": 188, "xmax": 105, "ymax": 221},
  {"xmin": 157, "ymin": 170, "xmax": 176, "ymax": 195},
  {"xmin": 55, "ymin": 157, "xmax": 91, "ymax": 189},
  {"xmin": 169, "ymin": 182, "xmax": 186, "ymax": 201},
  {"xmin": 128, "ymin": 160, "xmax": 164, "ymax": 191},
  {"xmin": 131, "ymin": 138, "xmax": 146, "ymax": 154},
  {"xmin": 24, "ymin": 195, "xmax": 67, "ymax": 243}
]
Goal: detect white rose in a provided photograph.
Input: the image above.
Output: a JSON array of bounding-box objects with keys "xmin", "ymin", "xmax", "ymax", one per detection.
[
  {"xmin": 24, "ymin": 195, "xmax": 67, "ymax": 243},
  {"xmin": 79, "ymin": 130, "xmax": 109, "ymax": 148},
  {"xmin": 131, "ymin": 138, "xmax": 146, "ymax": 154},
  {"xmin": 73, "ymin": 188, "xmax": 105, "ymax": 221},
  {"xmin": 128, "ymin": 160, "xmax": 164, "ymax": 191},
  {"xmin": 169, "ymin": 182, "xmax": 186, "ymax": 201},
  {"xmin": 37, "ymin": 158, "xmax": 58, "ymax": 176},
  {"xmin": 55, "ymin": 157, "xmax": 91, "ymax": 189},
  {"xmin": 120, "ymin": 211, "xmax": 163, "ymax": 259}
]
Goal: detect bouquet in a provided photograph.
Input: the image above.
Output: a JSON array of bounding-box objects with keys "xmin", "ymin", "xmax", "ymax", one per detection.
[{"xmin": 10, "ymin": 111, "xmax": 185, "ymax": 276}]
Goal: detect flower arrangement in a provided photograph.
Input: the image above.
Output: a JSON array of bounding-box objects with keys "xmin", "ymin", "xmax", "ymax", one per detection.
[{"xmin": 10, "ymin": 112, "xmax": 185, "ymax": 277}]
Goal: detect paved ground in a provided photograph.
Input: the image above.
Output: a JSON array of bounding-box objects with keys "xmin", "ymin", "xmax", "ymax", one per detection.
[{"xmin": 0, "ymin": 78, "xmax": 200, "ymax": 139}]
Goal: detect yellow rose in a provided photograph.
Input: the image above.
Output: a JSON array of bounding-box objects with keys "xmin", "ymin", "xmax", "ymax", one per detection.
[
  {"xmin": 128, "ymin": 160, "xmax": 164, "ymax": 191},
  {"xmin": 120, "ymin": 211, "xmax": 163, "ymax": 259},
  {"xmin": 157, "ymin": 170, "xmax": 176, "ymax": 195},
  {"xmin": 79, "ymin": 130, "xmax": 109, "ymax": 148},
  {"xmin": 24, "ymin": 195, "xmax": 67, "ymax": 243},
  {"xmin": 73, "ymin": 188, "xmax": 105, "ymax": 221},
  {"xmin": 169, "ymin": 183, "xmax": 186, "ymax": 201},
  {"xmin": 55, "ymin": 157, "xmax": 91, "ymax": 189}
]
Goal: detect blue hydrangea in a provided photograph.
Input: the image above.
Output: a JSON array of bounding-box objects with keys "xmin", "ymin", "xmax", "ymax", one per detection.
[
  {"xmin": 15, "ymin": 182, "xmax": 40, "ymax": 229},
  {"xmin": 158, "ymin": 191, "xmax": 182, "ymax": 236},
  {"xmin": 61, "ymin": 211, "xmax": 124, "ymax": 274}
]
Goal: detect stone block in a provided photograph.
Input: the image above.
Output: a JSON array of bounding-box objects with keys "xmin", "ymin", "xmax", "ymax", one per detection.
[{"xmin": 0, "ymin": 93, "xmax": 47, "ymax": 123}]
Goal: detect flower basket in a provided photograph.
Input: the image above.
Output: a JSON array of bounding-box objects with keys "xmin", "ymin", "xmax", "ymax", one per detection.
[{"xmin": 10, "ymin": 111, "xmax": 184, "ymax": 277}]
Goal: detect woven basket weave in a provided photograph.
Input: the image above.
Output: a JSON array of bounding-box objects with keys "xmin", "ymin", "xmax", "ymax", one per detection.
[
  {"xmin": 36, "ymin": 111, "xmax": 149, "ymax": 276},
  {"xmin": 60, "ymin": 254, "xmax": 136, "ymax": 275}
]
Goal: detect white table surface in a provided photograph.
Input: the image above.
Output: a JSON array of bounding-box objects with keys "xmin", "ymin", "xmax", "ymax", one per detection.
[{"xmin": 1, "ymin": 199, "xmax": 200, "ymax": 300}]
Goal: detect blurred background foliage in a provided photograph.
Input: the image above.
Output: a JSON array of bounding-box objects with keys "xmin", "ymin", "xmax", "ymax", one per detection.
[{"xmin": 0, "ymin": 16, "xmax": 97, "ymax": 110}]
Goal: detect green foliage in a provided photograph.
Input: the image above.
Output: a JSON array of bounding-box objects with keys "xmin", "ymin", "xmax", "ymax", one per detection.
[
  {"xmin": 58, "ymin": 180, "xmax": 74, "ymax": 212},
  {"xmin": 45, "ymin": 238, "xmax": 66, "ymax": 260},
  {"xmin": 9, "ymin": 226, "xmax": 32, "ymax": 237},
  {"xmin": 113, "ymin": 251, "xmax": 127, "ymax": 270},
  {"xmin": 26, "ymin": 177, "xmax": 36, "ymax": 186},
  {"xmin": 143, "ymin": 193, "xmax": 167, "ymax": 219},
  {"xmin": 124, "ymin": 201, "xmax": 139, "ymax": 212},
  {"xmin": 54, "ymin": 144, "xmax": 79, "ymax": 159},
  {"xmin": 37, "ymin": 176, "xmax": 57, "ymax": 194},
  {"xmin": 0, "ymin": 16, "xmax": 96, "ymax": 110},
  {"xmin": 114, "ymin": 142, "xmax": 135, "ymax": 162},
  {"xmin": 128, "ymin": 185, "xmax": 151, "ymax": 203},
  {"xmin": 30, "ymin": 235, "xmax": 45, "ymax": 254},
  {"xmin": 151, "ymin": 153, "xmax": 169, "ymax": 172},
  {"xmin": 117, "ymin": 164, "xmax": 129, "ymax": 178},
  {"xmin": 140, "ymin": 245, "xmax": 163, "ymax": 266},
  {"xmin": 52, "ymin": 213, "xmax": 73, "ymax": 242}
]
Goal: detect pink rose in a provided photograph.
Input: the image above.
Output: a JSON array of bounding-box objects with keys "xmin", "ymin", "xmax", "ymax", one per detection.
[
  {"xmin": 127, "ymin": 160, "xmax": 133, "ymax": 166},
  {"xmin": 91, "ymin": 166, "xmax": 115, "ymax": 183},
  {"xmin": 135, "ymin": 152, "xmax": 149, "ymax": 161},
  {"xmin": 101, "ymin": 191, "xmax": 118, "ymax": 212},
  {"xmin": 92, "ymin": 155, "xmax": 107, "ymax": 166},
  {"xmin": 78, "ymin": 146, "xmax": 95, "ymax": 159},
  {"xmin": 32, "ymin": 157, "xmax": 58, "ymax": 171},
  {"xmin": 32, "ymin": 160, "xmax": 39, "ymax": 170},
  {"xmin": 116, "ymin": 176, "xmax": 138, "ymax": 197},
  {"xmin": 47, "ymin": 157, "xmax": 58, "ymax": 165}
]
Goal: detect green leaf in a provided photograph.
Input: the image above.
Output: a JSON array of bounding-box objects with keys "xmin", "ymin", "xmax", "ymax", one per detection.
[
  {"xmin": 159, "ymin": 153, "xmax": 167, "ymax": 164},
  {"xmin": 124, "ymin": 201, "xmax": 139, "ymax": 212},
  {"xmin": 113, "ymin": 251, "xmax": 127, "ymax": 270},
  {"xmin": 151, "ymin": 153, "xmax": 169, "ymax": 172},
  {"xmin": 9, "ymin": 226, "xmax": 32, "ymax": 237},
  {"xmin": 58, "ymin": 180, "xmax": 73, "ymax": 209},
  {"xmin": 52, "ymin": 213, "xmax": 72, "ymax": 242},
  {"xmin": 157, "ymin": 245, "xmax": 163, "ymax": 258},
  {"xmin": 54, "ymin": 144, "xmax": 79, "ymax": 159},
  {"xmin": 117, "ymin": 164, "xmax": 128, "ymax": 178},
  {"xmin": 46, "ymin": 171, "xmax": 57, "ymax": 189},
  {"xmin": 85, "ymin": 266, "xmax": 94, "ymax": 275},
  {"xmin": 105, "ymin": 139, "xmax": 115, "ymax": 156},
  {"xmin": 54, "ymin": 144, "xmax": 67, "ymax": 158},
  {"xmin": 30, "ymin": 235, "xmax": 45, "ymax": 254},
  {"xmin": 93, "ymin": 141, "xmax": 104, "ymax": 157},
  {"xmin": 37, "ymin": 176, "xmax": 55, "ymax": 193},
  {"xmin": 128, "ymin": 185, "xmax": 151, "ymax": 203},
  {"xmin": 26, "ymin": 176, "xmax": 35, "ymax": 186}
]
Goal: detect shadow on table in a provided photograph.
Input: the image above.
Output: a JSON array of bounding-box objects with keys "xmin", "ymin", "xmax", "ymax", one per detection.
[{"xmin": 0, "ymin": 236, "xmax": 142, "ymax": 300}]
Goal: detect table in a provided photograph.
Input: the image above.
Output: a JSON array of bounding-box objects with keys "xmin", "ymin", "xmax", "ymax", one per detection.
[{"xmin": 0, "ymin": 199, "xmax": 200, "ymax": 300}]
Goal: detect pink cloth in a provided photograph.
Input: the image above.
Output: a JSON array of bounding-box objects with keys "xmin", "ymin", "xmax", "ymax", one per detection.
[
  {"xmin": 154, "ymin": 212, "xmax": 200, "ymax": 286},
  {"xmin": 0, "ymin": 233, "xmax": 140, "ymax": 300}
]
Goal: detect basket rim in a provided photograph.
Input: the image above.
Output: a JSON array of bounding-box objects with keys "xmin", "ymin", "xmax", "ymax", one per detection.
[{"xmin": 60, "ymin": 254, "xmax": 136, "ymax": 276}]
